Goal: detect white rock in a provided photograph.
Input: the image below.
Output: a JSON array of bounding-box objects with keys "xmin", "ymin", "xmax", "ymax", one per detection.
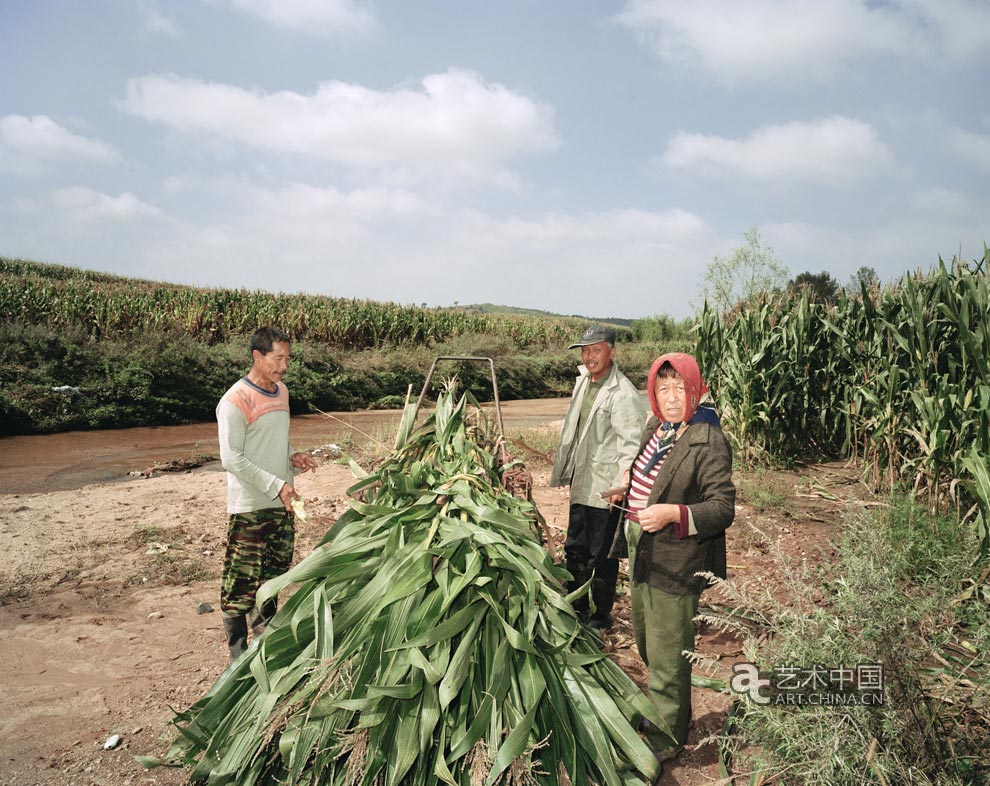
[{"xmin": 103, "ymin": 734, "xmax": 121, "ymax": 750}]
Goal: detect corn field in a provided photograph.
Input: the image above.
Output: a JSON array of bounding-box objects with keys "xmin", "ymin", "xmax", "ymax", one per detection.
[
  {"xmin": 0, "ymin": 258, "xmax": 619, "ymax": 350},
  {"xmin": 696, "ymin": 249, "xmax": 990, "ymax": 548}
]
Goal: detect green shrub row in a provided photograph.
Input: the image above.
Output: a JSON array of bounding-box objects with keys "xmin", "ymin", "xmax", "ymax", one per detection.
[{"xmin": 0, "ymin": 323, "xmax": 682, "ymax": 436}]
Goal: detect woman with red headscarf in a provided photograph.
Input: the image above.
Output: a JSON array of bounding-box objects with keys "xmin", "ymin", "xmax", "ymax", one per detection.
[{"xmin": 609, "ymin": 352, "xmax": 735, "ymax": 773}]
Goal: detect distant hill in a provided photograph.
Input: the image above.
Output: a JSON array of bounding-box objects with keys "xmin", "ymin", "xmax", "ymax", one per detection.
[{"xmin": 457, "ymin": 303, "xmax": 634, "ymax": 327}]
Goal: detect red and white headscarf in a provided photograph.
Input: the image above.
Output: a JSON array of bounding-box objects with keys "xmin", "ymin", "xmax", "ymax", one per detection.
[{"xmin": 646, "ymin": 352, "xmax": 709, "ymax": 424}]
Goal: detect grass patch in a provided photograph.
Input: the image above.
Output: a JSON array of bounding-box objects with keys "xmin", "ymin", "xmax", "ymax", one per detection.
[
  {"xmin": 127, "ymin": 525, "xmax": 215, "ymax": 586},
  {"xmin": 505, "ymin": 423, "xmax": 560, "ymax": 468},
  {"xmin": 327, "ymin": 419, "xmax": 401, "ymax": 469},
  {"xmin": 708, "ymin": 497, "xmax": 990, "ymax": 785},
  {"xmin": 738, "ymin": 471, "xmax": 792, "ymax": 513},
  {"xmin": 0, "ymin": 571, "xmax": 36, "ymax": 605}
]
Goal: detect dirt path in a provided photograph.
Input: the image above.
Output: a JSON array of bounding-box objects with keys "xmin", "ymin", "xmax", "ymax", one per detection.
[{"xmin": 0, "ymin": 449, "xmax": 869, "ymax": 785}]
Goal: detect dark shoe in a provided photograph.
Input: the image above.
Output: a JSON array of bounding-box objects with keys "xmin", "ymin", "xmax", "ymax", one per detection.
[
  {"xmin": 636, "ymin": 716, "xmax": 683, "ymax": 763},
  {"xmin": 653, "ymin": 745, "xmax": 683, "ymax": 763},
  {"xmin": 587, "ymin": 613, "xmax": 612, "ymax": 631},
  {"xmin": 249, "ymin": 599, "xmax": 277, "ymax": 638},
  {"xmin": 566, "ymin": 563, "xmax": 592, "ymax": 616},
  {"xmin": 590, "ymin": 575, "xmax": 617, "ymax": 626},
  {"xmin": 222, "ymin": 614, "xmax": 248, "ymax": 662}
]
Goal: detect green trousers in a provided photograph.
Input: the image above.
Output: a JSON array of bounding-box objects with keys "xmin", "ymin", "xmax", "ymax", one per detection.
[
  {"xmin": 627, "ymin": 522, "xmax": 699, "ymax": 749},
  {"xmin": 221, "ymin": 508, "xmax": 295, "ymax": 615}
]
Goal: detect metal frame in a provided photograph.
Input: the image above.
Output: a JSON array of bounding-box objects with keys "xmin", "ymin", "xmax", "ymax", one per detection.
[{"xmin": 413, "ymin": 356, "xmax": 507, "ymax": 463}]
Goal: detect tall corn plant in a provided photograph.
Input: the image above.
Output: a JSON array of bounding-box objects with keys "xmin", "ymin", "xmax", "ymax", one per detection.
[
  {"xmin": 697, "ymin": 290, "xmax": 853, "ymax": 464},
  {"xmin": 140, "ymin": 392, "xmax": 660, "ymax": 785},
  {"xmin": 698, "ymin": 250, "xmax": 990, "ymax": 550}
]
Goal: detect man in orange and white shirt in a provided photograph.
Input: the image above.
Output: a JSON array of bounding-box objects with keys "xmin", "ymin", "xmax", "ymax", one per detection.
[{"xmin": 216, "ymin": 326, "xmax": 318, "ymax": 661}]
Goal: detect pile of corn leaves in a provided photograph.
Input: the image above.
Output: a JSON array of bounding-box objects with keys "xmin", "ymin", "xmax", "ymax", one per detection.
[{"xmin": 142, "ymin": 392, "xmax": 659, "ymax": 785}]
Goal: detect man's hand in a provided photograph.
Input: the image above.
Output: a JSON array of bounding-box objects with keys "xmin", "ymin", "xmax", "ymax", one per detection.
[
  {"xmin": 291, "ymin": 452, "xmax": 319, "ymax": 473},
  {"xmin": 603, "ymin": 470, "xmax": 630, "ymax": 506},
  {"xmin": 637, "ymin": 503, "xmax": 681, "ymax": 533},
  {"xmin": 278, "ymin": 482, "xmax": 299, "ymax": 512}
]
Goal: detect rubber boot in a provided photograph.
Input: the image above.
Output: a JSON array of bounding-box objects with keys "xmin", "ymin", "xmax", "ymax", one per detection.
[
  {"xmin": 588, "ymin": 576, "xmax": 617, "ymax": 630},
  {"xmin": 249, "ymin": 599, "xmax": 277, "ymax": 639},
  {"xmin": 567, "ymin": 563, "xmax": 592, "ymax": 620},
  {"xmin": 223, "ymin": 613, "xmax": 248, "ymax": 662}
]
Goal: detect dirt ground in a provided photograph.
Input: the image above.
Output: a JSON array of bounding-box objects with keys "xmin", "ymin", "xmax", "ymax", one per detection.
[{"xmin": 0, "ymin": 441, "xmax": 876, "ymax": 786}]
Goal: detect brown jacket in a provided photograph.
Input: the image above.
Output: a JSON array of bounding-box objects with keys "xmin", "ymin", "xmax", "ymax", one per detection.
[{"xmin": 609, "ymin": 417, "xmax": 735, "ymax": 595}]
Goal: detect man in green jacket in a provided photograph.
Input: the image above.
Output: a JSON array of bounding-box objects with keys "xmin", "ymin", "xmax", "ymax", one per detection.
[{"xmin": 550, "ymin": 325, "xmax": 646, "ymax": 629}]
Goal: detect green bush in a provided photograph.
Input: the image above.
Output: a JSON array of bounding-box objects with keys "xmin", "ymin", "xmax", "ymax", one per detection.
[
  {"xmin": 0, "ymin": 322, "xmax": 656, "ymax": 434},
  {"xmin": 715, "ymin": 501, "xmax": 990, "ymax": 784}
]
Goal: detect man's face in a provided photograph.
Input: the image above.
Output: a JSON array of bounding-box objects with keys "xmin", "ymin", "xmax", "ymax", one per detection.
[
  {"xmin": 252, "ymin": 340, "xmax": 291, "ymax": 389},
  {"xmin": 581, "ymin": 341, "xmax": 615, "ymax": 382}
]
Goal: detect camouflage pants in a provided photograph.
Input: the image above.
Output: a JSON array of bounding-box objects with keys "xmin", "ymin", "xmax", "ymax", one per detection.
[{"xmin": 220, "ymin": 508, "xmax": 295, "ymax": 615}]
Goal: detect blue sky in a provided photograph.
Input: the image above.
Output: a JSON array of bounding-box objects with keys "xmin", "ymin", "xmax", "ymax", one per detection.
[{"xmin": 2, "ymin": 0, "xmax": 988, "ymax": 320}]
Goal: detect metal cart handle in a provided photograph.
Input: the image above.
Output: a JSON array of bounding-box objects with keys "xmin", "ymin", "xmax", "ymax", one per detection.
[{"xmin": 413, "ymin": 356, "xmax": 507, "ymax": 463}]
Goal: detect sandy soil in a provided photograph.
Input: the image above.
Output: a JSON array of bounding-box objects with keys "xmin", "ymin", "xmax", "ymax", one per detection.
[{"xmin": 0, "ymin": 445, "xmax": 869, "ymax": 786}]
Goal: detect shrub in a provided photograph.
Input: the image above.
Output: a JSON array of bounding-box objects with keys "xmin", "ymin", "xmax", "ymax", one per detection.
[{"xmin": 713, "ymin": 501, "xmax": 990, "ymax": 784}]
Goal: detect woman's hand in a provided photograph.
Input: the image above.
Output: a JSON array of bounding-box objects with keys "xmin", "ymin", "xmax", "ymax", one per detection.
[{"xmin": 637, "ymin": 503, "xmax": 681, "ymax": 533}]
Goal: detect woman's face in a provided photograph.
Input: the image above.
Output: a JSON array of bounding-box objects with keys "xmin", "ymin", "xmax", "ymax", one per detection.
[{"xmin": 654, "ymin": 373, "xmax": 687, "ymax": 423}]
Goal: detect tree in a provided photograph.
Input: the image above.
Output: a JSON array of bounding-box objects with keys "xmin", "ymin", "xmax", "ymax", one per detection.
[
  {"xmin": 789, "ymin": 270, "xmax": 840, "ymax": 303},
  {"xmin": 701, "ymin": 226, "xmax": 789, "ymax": 315},
  {"xmin": 848, "ymin": 266, "xmax": 879, "ymax": 294},
  {"xmin": 631, "ymin": 314, "xmax": 691, "ymax": 342}
]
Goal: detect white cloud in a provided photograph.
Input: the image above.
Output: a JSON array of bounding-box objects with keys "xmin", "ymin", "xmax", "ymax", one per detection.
[
  {"xmin": 944, "ymin": 126, "xmax": 990, "ymax": 173},
  {"xmin": 615, "ymin": 0, "xmax": 988, "ymax": 83},
  {"xmin": 659, "ymin": 116, "xmax": 894, "ymax": 186},
  {"xmin": 43, "ymin": 187, "xmax": 162, "ymax": 221},
  {"xmin": 214, "ymin": 180, "xmax": 438, "ymax": 243},
  {"xmin": 208, "ymin": 0, "xmax": 375, "ymax": 35},
  {"xmin": 209, "ymin": 186, "xmax": 710, "ymax": 312},
  {"xmin": 5, "ymin": 174, "xmax": 709, "ymax": 316},
  {"xmin": 0, "ymin": 115, "xmax": 121, "ymax": 175},
  {"xmin": 911, "ymin": 186, "xmax": 975, "ymax": 217},
  {"xmin": 487, "ymin": 208, "xmax": 705, "ymax": 251},
  {"xmin": 141, "ymin": 3, "xmax": 179, "ymax": 35},
  {"xmin": 180, "ymin": 179, "xmax": 704, "ymax": 260},
  {"xmin": 898, "ymin": 0, "xmax": 990, "ymax": 62},
  {"xmin": 121, "ymin": 70, "xmax": 559, "ymax": 186}
]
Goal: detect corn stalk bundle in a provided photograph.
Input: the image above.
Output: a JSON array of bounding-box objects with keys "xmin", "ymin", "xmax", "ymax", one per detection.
[{"xmin": 142, "ymin": 392, "xmax": 659, "ymax": 785}]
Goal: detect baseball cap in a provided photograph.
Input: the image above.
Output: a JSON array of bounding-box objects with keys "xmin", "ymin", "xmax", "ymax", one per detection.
[{"xmin": 568, "ymin": 325, "xmax": 616, "ymax": 349}]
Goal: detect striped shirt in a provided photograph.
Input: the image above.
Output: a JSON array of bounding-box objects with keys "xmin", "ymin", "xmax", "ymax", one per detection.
[{"xmin": 626, "ymin": 429, "xmax": 670, "ymax": 522}]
